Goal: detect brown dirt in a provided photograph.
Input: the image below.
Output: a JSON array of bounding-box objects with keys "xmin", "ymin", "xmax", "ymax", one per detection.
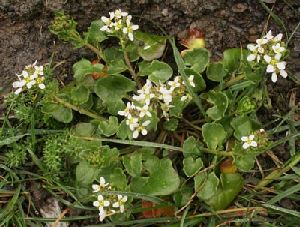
[{"xmin": 0, "ymin": 0, "xmax": 299, "ymax": 94}]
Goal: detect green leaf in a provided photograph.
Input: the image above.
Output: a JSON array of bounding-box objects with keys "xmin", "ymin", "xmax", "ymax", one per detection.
[
  {"xmin": 94, "ymin": 75, "xmax": 135, "ymax": 102},
  {"xmin": 73, "ymin": 59, "xmax": 103, "ymax": 81},
  {"xmin": 206, "ymin": 91, "xmax": 229, "ymax": 121},
  {"xmin": 183, "ymin": 48, "xmax": 210, "ymax": 73},
  {"xmin": 85, "ymin": 20, "xmax": 107, "ymax": 44},
  {"xmin": 76, "ymin": 161, "xmax": 99, "ymax": 186},
  {"xmin": 163, "ymin": 118, "xmax": 179, "ymax": 131},
  {"xmin": 122, "ymin": 152, "xmax": 142, "ymax": 177},
  {"xmin": 173, "ymin": 183, "xmax": 194, "ymax": 207},
  {"xmin": 139, "ymin": 60, "xmax": 173, "ymax": 84},
  {"xmin": 183, "ymin": 136, "xmax": 202, "ymax": 157},
  {"xmin": 42, "ymin": 103, "xmax": 73, "ymax": 123},
  {"xmin": 197, "ymin": 172, "xmax": 219, "ymax": 201},
  {"xmin": 223, "ymin": 48, "xmax": 247, "ymax": 73},
  {"xmin": 107, "ymin": 59, "xmax": 128, "ymax": 75},
  {"xmin": 233, "ymin": 147, "xmax": 256, "ymax": 172},
  {"xmin": 97, "ymin": 116, "xmax": 119, "ymax": 137},
  {"xmin": 183, "ymin": 156, "xmax": 204, "ymax": 177},
  {"xmin": 202, "ymin": 123, "xmax": 227, "ymax": 150},
  {"xmin": 135, "ymin": 31, "xmax": 166, "ymax": 61},
  {"xmin": 71, "ymin": 85, "xmax": 90, "ymax": 105},
  {"xmin": 184, "ymin": 68, "xmax": 206, "ymax": 92},
  {"xmin": 130, "ymin": 156, "xmax": 180, "ymax": 196},
  {"xmin": 117, "ymin": 119, "xmax": 132, "ymax": 140},
  {"xmin": 104, "ymin": 99, "xmax": 126, "ymax": 115},
  {"xmin": 75, "ymin": 123, "xmax": 95, "ymax": 137},
  {"xmin": 98, "ymin": 167, "xmax": 128, "ymax": 190},
  {"xmin": 207, "ymin": 62, "xmax": 226, "ymax": 82},
  {"xmin": 231, "ymin": 115, "xmax": 252, "ymax": 139},
  {"xmin": 206, "ymin": 173, "xmax": 243, "ymax": 210},
  {"xmin": 125, "ymin": 43, "xmax": 140, "ymax": 62},
  {"xmin": 169, "ymin": 96, "xmax": 187, "ymax": 118}
]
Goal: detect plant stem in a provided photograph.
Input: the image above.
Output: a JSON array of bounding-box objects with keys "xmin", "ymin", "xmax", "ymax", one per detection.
[
  {"xmin": 85, "ymin": 43, "xmax": 104, "ymax": 59},
  {"xmin": 53, "ymin": 96, "xmax": 104, "ymax": 120},
  {"xmin": 74, "ymin": 136, "xmax": 232, "ymax": 156},
  {"xmin": 123, "ymin": 51, "xmax": 142, "ymax": 88},
  {"xmin": 255, "ymin": 153, "xmax": 300, "ymax": 189},
  {"xmin": 223, "ymin": 74, "xmax": 245, "ymax": 89}
]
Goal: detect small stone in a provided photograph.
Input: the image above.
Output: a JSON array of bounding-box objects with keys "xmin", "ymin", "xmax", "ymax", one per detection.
[
  {"xmin": 249, "ymin": 27, "xmax": 257, "ymax": 35},
  {"xmin": 162, "ymin": 8, "xmax": 168, "ymax": 17},
  {"xmin": 232, "ymin": 3, "xmax": 248, "ymax": 13}
]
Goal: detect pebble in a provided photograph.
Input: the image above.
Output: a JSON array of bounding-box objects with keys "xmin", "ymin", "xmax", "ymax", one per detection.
[{"xmin": 232, "ymin": 3, "xmax": 248, "ymax": 13}]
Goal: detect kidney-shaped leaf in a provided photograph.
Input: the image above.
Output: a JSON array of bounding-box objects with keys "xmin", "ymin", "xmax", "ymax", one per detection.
[
  {"xmin": 197, "ymin": 172, "xmax": 219, "ymax": 201},
  {"xmin": 202, "ymin": 123, "xmax": 227, "ymax": 150},
  {"xmin": 73, "ymin": 59, "xmax": 103, "ymax": 81},
  {"xmin": 207, "ymin": 62, "xmax": 226, "ymax": 82},
  {"xmin": 183, "ymin": 156, "xmax": 204, "ymax": 177},
  {"xmin": 183, "ymin": 48, "xmax": 210, "ymax": 73},
  {"xmin": 94, "ymin": 75, "xmax": 135, "ymax": 102},
  {"xmin": 206, "ymin": 90, "xmax": 229, "ymax": 121},
  {"xmin": 139, "ymin": 60, "xmax": 173, "ymax": 84},
  {"xmin": 130, "ymin": 156, "xmax": 180, "ymax": 196}
]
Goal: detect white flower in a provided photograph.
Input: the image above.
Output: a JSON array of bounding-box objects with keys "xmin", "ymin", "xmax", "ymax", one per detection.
[
  {"xmin": 274, "ymin": 33, "xmax": 283, "ymax": 42},
  {"xmin": 168, "ymin": 76, "xmax": 182, "ymax": 90},
  {"xmin": 256, "ymin": 38, "xmax": 268, "ymax": 46},
  {"xmin": 259, "ymin": 129, "xmax": 265, "ymax": 133},
  {"xmin": 132, "ymin": 120, "xmax": 151, "ymax": 138},
  {"xmin": 118, "ymin": 102, "xmax": 135, "ymax": 117},
  {"xmin": 99, "ymin": 209, "xmax": 107, "ymax": 222},
  {"xmin": 93, "ymin": 194, "xmax": 110, "ymax": 215},
  {"xmin": 188, "ymin": 75, "xmax": 196, "ymax": 87},
  {"xmin": 12, "ymin": 61, "xmax": 45, "ymax": 94},
  {"xmin": 123, "ymin": 23, "xmax": 139, "ymax": 41},
  {"xmin": 263, "ymin": 30, "xmax": 274, "ymax": 41},
  {"xmin": 100, "ymin": 16, "xmax": 113, "ymax": 32},
  {"xmin": 133, "ymin": 92, "xmax": 155, "ymax": 106},
  {"xmin": 112, "ymin": 9, "xmax": 128, "ymax": 19},
  {"xmin": 92, "ymin": 177, "xmax": 109, "ymax": 192},
  {"xmin": 159, "ymin": 85, "xmax": 173, "ymax": 105},
  {"xmin": 241, "ymin": 134, "xmax": 257, "ymax": 149},
  {"xmin": 126, "ymin": 116, "xmax": 139, "ymax": 131},
  {"xmin": 272, "ymin": 43, "xmax": 285, "ymax": 55},
  {"xmin": 112, "ymin": 195, "xmax": 128, "ymax": 213},
  {"xmin": 136, "ymin": 105, "xmax": 152, "ymax": 118}
]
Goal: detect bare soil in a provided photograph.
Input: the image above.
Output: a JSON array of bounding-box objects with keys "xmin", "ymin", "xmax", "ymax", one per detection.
[{"xmin": 1, "ymin": 0, "xmax": 299, "ymax": 95}]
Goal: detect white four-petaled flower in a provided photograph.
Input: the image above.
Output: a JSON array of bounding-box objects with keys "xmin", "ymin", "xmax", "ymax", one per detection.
[
  {"xmin": 241, "ymin": 134, "xmax": 257, "ymax": 149},
  {"xmin": 112, "ymin": 195, "xmax": 128, "ymax": 213}
]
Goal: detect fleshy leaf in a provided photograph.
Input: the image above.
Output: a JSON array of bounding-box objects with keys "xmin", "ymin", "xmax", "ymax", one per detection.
[
  {"xmin": 94, "ymin": 75, "xmax": 135, "ymax": 102},
  {"xmin": 231, "ymin": 115, "xmax": 252, "ymax": 139},
  {"xmin": 197, "ymin": 172, "xmax": 219, "ymax": 201},
  {"xmin": 71, "ymin": 85, "xmax": 90, "ymax": 105},
  {"xmin": 183, "ymin": 156, "xmax": 204, "ymax": 177},
  {"xmin": 183, "ymin": 136, "xmax": 202, "ymax": 157},
  {"xmin": 73, "ymin": 59, "xmax": 103, "ymax": 81},
  {"xmin": 207, "ymin": 62, "xmax": 226, "ymax": 82},
  {"xmin": 206, "ymin": 90, "xmax": 229, "ymax": 121},
  {"xmin": 183, "ymin": 48, "xmax": 210, "ymax": 73},
  {"xmin": 223, "ymin": 48, "xmax": 247, "ymax": 73},
  {"xmin": 202, "ymin": 123, "xmax": 227, "ymax": 150},
  {"xmin": 97, "ymin": 116, "xmax": 119, "ymax": 137},
  {"xmin": 84, "ymin": 20, "xmax": 107, "ymax": 44},
  {"xmin": 139, "ymin": 60, "xmax": 173, "ymax": 84},
  {"xmin": 130, "ymin": 156, "xmax": 180, "ymax": 196},
  {"xmin": 122, "ymin": 152, "xmax": 142, "ymax": 177},
  {"xmin": 135, "ymin": 31, "xmax": 166, "ymax": 61}
]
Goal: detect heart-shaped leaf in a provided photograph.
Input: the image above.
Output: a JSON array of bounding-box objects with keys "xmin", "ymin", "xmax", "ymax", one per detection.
[
  {"xmin": 183, "ymin": 48, "xmax": 210, "ymax": 73},
  {"xmin": 130, "ymin": 156, "xmax": 180, "ymax": 196},
  {"xmin": 183, "ymin": 156, "xmax": 204, "ymax": 177},
  {"xmin": 139, "ymin": 60, "xmax": 173, "ymax": 84},
  {"xmin": 202, "ymin": 123, "xmax": 227, "ymax": 150},
  {"xmin": 206, "ymin": 90, "xmax": 229, "ymax": 121}
]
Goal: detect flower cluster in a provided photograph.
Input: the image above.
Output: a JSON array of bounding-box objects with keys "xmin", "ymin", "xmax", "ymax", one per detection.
[
  {"xmin": 92, "ymin": 177, "xmax": 127, "ymax": 222},
  {"xmin": 118, "ymin": 76, "xmax": 195, "ymax": 138},
  {"xmin": 247, "ymin": 30, "xmax": 287, "ymax": 83},
  {"xmin": 241, "ymin": 129, "xmax": 267, "ymax": 150},
  {"xmin": 100, "ymin": 9, "xmax": 139, "ymax": 41},
  {"xmin": 12, "ymin": 61, "xmax": 45, "ymax": 95}
]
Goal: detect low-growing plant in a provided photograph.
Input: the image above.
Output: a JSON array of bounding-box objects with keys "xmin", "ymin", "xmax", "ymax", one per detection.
[{"xmin": 1, "ymin": 9, "xmax": 299, "ymax": 226}]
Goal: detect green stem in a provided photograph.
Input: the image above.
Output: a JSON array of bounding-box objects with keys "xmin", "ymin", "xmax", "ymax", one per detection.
[
  {"xmin": 223, "ymin": 74, "xmax": 245, "ymax": 89},
  {"xmin": 85, "ymin": 43, "xmax": 104, "ymax": 59},
  {"xmin": 123, "ymin": 51, "xmax": 142, "ymax": 88},
  {"xmin": 73, "ymin": 136, "xmax": 232, "ymax": 157},
  {"xmin": 53, "ymin": 96, "xmax": 104, "ymax": 120},
  {"xmin": 255, "ymin": 153, "xmax": 300, "ymax": 189}
]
